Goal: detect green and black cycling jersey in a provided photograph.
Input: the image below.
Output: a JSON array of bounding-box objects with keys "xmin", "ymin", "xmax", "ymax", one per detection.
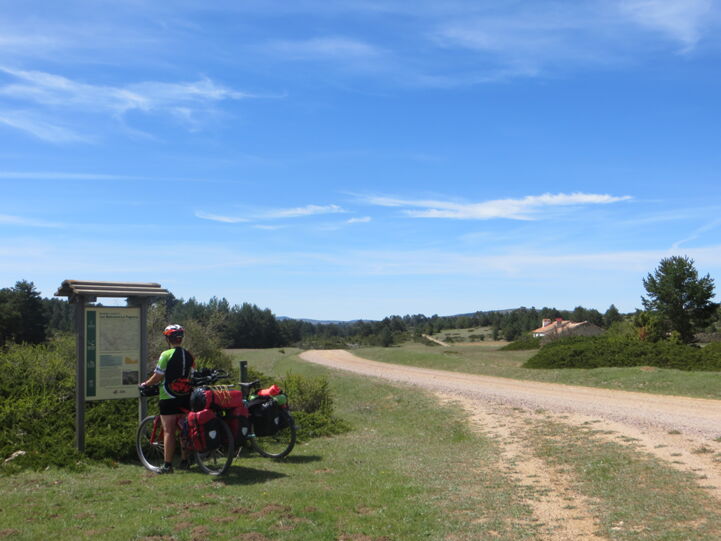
[{"xmin": 154, "ymin": 346, "xmax": 195, "ymax": 401}]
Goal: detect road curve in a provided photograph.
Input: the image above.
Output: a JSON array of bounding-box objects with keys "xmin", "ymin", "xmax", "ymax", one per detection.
[{"xmin": 299, "ymin": 349, "xmax": 721, "ymax": 439}]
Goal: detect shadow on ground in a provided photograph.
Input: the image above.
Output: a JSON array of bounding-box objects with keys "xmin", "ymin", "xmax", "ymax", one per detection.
[{"xmin": 214, "ymin": 465, "xmax": 287, "ymax": 485}]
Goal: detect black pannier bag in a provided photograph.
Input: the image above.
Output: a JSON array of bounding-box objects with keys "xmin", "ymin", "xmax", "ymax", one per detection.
[{"xmin": 248, "ymin": 398, "xmax": 289, "ymax": 437}]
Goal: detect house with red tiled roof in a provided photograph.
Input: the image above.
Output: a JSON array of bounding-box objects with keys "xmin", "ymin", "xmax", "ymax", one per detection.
[{"xmin": 531, "ymin": 318, "xmax": 604, "ymax": 339}]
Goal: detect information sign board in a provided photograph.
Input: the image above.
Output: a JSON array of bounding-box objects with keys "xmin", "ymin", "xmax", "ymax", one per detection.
[{"xmin": 84, "ymin": 307, "xmax": 141, "ymax": 400}]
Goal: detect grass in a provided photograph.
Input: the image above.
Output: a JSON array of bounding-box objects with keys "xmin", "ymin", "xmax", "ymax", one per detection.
[
  {"xmin": 431, "ymin": 326, "xmax": 493, "ymax": 343},
  {"xmin": 4, "ymin": 348, "xmax": 721, "ymax": 539},
  {"xmin": 353, "ymin": 342, "xmax": 721, "ymax": 400},
  {"xmin": 0, "ymin": 350, "xmax": 540, "ymax": 540},
  {"xmin": 530, "ymin": 419, "xmax": 721, "ymax": 540}
]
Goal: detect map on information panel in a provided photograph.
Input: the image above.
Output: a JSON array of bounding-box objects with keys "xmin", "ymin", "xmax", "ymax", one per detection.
[{"xmin": 85, "ymin": 307, "xmax": 141, "ymax": 400}]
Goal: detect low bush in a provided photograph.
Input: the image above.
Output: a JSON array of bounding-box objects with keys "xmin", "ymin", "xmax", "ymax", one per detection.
[
  {"xmin": 499, "ymin": 336, "xmax": 541, "ymax": 351},
  {"xmin": 1, "ymin": 338, "xmax": 348, "ymax": 472},
  {"xmin": 280, "ymin": 372, "xmax": 351, "ymax": 440},
  {"xmin": 0, "ymin": 337, "xmax": 141, "ymax": 471},
  {"xmin": 524, "ymin": 336, "xmax": 721, "ymax": 371}
]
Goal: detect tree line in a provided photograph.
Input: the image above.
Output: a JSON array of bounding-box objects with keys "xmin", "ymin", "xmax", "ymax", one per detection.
[
  {"xmin": 0, "ymin": 280, "xmax": 627, "ymax": 349},
  {"xmin": 1, "ymin": 255, "xmax": 717, "ymax": 351}
]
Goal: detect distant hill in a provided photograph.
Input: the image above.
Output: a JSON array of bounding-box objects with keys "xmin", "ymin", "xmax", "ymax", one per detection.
[
  {"xmin": 277, "ymin": 308, "xmax": 519, "ymax": 325},
  {"xmin": 277, "ymin": 316, "xmax": 375, "ymax": 325}
]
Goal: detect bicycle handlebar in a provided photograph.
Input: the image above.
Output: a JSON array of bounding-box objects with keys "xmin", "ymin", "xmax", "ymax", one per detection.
[
  {"xmin": 138, "ymin": 368, "xmax": 231, "ymax": 396},
  {"xmin": 191, "ymin": 368, "xmax": 230, "ymax": 386}
]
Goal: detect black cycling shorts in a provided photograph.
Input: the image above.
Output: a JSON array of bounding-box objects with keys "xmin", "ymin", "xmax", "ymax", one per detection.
[{"xmin": 159, "ymin": 395, "xmax": 190, "ymax": 415}]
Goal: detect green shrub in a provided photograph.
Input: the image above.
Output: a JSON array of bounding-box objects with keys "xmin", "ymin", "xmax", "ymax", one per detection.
[
  {"xmin": 147, "ymin": 308, "xmax": 233, "ymax": 372},
  {"xmin": 523, "ymin": 336, "xmax": 721, "ymax": 371},
  {"xmin": 1, "ymin": 338, "xmax": 349, "ymax": 472},
  {"xmin": 499, "ymin": 336, "xmax": 541, "ymax": 351},
  {"xmin": 279, "ymin": 372, "xmax": 351, "ymax": 440}
]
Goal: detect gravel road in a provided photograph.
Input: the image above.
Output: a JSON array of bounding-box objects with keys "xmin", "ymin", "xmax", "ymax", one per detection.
[
  {"xmin": 299, "ymin": 349, "xmax": 721, "ymax": 538},
  {"xmin": 299, "ymin": 349, "xmax": 721, "ymax": 439}
]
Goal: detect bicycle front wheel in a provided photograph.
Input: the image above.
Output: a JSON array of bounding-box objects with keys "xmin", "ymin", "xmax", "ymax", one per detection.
[
  {"xmin": 251, "ymin": 410, "xmax": 296, "ymax": 459},
  {"xmin": 194, "ymin": 420, "xmax": 234, "ymax": 476},
  {"xmin": 136, "ymin": 415, "xmax": 165, "ymax": 472}
]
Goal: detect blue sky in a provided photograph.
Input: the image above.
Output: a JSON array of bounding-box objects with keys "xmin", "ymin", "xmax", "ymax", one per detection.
[{"xmin": 1, "ymin": 0, "xmax": 721, "ymax": 320}]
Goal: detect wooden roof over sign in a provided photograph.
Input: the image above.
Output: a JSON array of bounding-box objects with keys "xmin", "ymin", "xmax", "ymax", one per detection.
[{"xmin": 55, "ymin": 280, "xmax": 170, "ymax": 299}]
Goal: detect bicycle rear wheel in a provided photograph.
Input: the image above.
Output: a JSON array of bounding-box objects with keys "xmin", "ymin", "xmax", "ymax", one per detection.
[
  {"xmin": 251, "ymin": 410, "xmax": 296, "ymax": 459},
  {"xmin": 194, "ymin": 420, "xmax": 234, "ymax": 475},
  {"xmin": 136, "ymin": 415, "xmax": 165, "ymax": 472}
]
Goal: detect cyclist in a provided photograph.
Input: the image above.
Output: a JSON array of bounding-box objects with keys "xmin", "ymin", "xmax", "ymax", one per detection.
[{"xmin": 140, "ymin": 324, "xmax": 195, "ymax": 473}]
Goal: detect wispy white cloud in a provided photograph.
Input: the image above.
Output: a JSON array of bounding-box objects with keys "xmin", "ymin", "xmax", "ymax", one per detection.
[
  {"xmin": 347, "ymin": 216, "xmax": 372, "ymax": 224},
  {"xmin": 0, "ymin": 214, "xmax": 62, "ymax": 227},
  {"xmin": 195, "ymin": 204, "xmax": 346, "ymax": 224},
  {"xmin": 671, "ymin": 217, "xmax": 721, "ymax": 249},
  {"xmin": 363, "ymin": 192, "xmax": 632, "ymax": 220},
  {"xmin": 0, "ymin": 171, "xmax": 234, "ymax": 183},
  {"xmin": 194, "ymin": 211, "xmax": 249, "ymax": 224},
  {"xmin": 0, "ymin": 67, "xmax": 266, "ymax": 139},
  {"xmin": 264, "ymin": 37, "xmax": 381, "ymax": 61},
  {"xmin": 618, "ymin": 0, "xmax": 713, "ymax": 51},
  {"xmin": 265, "ymin": 204, "xmax": 346, "ymax": 218},
  {"xmin": 253, "ymin": 224, "xmax": 287, "ymax": 231},
  {"xmin": 428, "ymin": 0, "xmax": 718, "ymax": 80},
  {"xmin": 0, "ymin": 171, "xmax": 142, "ymax": 181},
  {"xmin": 0, "ymin": 67, "xmax": 251, "ymax": 114},
  {"xmin": 0, "ymin": 110, "xmax": 91, "ymax": 143}
]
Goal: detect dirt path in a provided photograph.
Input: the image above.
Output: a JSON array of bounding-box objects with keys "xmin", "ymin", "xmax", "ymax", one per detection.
[
  {"xmin": 421, "ymin": 334, "xmax": 449, "ymax": 346},
  {"xmin": 299, "ymin": 350, "xmax": 721, "ymax": 504}
]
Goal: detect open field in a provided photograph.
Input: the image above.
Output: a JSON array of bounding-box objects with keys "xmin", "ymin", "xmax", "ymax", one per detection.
[
  {"xmin": 4, "ymin": 345, "xmax": 721, "ymax": 539},
  {"xmin": 354, "ymin": 342, "xmax": 721, "ymax": 400},
  {"xmin": 1, "ymin": 349, "xmax": 539, "ymax": 540},
  {"xmin": 299, "ymin": 348, "xmax": 721, "ymax": 540},
  {"xmin": 429, "ymin": 326, "xmax": 495, "ymax": 344}
]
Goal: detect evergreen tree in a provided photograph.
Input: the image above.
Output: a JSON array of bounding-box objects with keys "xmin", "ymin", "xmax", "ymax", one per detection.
[
  {"xmin": 603, "ymin": 304, "xmax": 623, "ymax": 328},
  {"xmin": 0, "ymin": 280, "xmax": 48, "ymax": 345},
  {"xmin": 642, "ymin": 256, "xmax": 717, "ymax": 343}
]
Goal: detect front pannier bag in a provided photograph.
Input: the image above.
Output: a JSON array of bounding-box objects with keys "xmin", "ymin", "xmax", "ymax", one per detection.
[{"xmin": 186, "ymin": 408, "xmax": 222, "ymax": 452}]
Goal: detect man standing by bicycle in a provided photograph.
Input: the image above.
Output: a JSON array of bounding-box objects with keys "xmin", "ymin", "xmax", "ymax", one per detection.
[{"xmin": 140, "ymin": 324, "xmax": 195, "ymax": 473}]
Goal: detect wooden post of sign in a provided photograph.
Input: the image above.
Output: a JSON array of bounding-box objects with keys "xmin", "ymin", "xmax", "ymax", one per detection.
[
  {"xmin": 55, "ymin": 280, "xmax": 170, "ymax": 456},
  {"xmin": 138, "ymin": 298, "xmax": 150, "ymax": 422},
  {"xmin": 73, "ymin": 296, "xmax": 86, "ymax": 453}
]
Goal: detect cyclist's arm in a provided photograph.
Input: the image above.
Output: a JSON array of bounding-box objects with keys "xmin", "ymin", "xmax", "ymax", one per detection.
[
  {"xmin": 141, "ymin": 349, "xmax": 171, "ymax": 387},
  {"xmin": 142, "ymin": 371, "xmax": 163, "ymax": 387}
]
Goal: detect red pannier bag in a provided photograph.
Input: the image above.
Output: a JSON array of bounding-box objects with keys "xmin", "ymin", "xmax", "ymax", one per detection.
[
  {"xmin": 257, "ymin": 384, "xmax": 282, "ymax": 397},
  {"xmin": 191, "ymin": 387, "xmax": 246, "ymax": 413},
  {"xmin": 186, "ymin": 408, "xmax": 222, "ymax": 452}
]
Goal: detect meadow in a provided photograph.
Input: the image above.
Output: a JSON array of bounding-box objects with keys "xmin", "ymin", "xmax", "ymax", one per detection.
[
  {"xmin": 356, "ymin": 339, "xmax": 721, "ymax": 400},
  {"xmin": 3, "ymin": 344, "xmax": 721, "ymax": 539}
]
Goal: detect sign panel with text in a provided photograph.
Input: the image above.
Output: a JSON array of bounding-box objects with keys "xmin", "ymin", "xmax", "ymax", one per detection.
[{"xmin": 84, "ymin": 307, "xmax": 141, "ymax": 400}]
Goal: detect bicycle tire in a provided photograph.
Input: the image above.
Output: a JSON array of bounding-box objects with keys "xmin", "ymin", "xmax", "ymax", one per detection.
[
  {"xmin": 251, "ymin": 410, "xmax": 296, "ymax": 459},
  {"xmin": 136, "ymin": 415, "xmax": 165, "ymax": 472},
  {"xmin": 194, "ymin": 420, "xmax": 234, "ymax": 475}
]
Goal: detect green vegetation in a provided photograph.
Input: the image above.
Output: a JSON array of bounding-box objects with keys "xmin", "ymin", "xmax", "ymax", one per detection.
[
  {"xmin": 530, "ymin": 418, "xmax": 721, "ymax": 540},
  {"xmin": 499, "ymin": 336, "xmax": 541, "ymax": 351},
  {"xmin": 4, "ymin": 350, "xmax": 721, "ymax": 539},
  {"xmin": 0, "ymin": 280, "xmax": 48, "ymax": 346},
  {"xmin": 524, "ymin": 335, "xmax": 721, "ymax": 371},
  {"xmin": 0, "ymin": 340, "xmax": 345, "ymax": 473},
  {"xmin": 354, "ymin": 342, "xmax": 721, "ymax": 399},
  {"xmin": 642, "ymin": 255, "xmax": 717, "ymax": 343},
  {"xmin": 0, "ymin": 353, "xmax": 541, "ymax": 540},
  {"xmin": 1, "ymin": 278, "xmax": 641, "ymax": 351},
  {"xmin": 0, "ymin": 336, "xmax": 138, "ymax": 471}
]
